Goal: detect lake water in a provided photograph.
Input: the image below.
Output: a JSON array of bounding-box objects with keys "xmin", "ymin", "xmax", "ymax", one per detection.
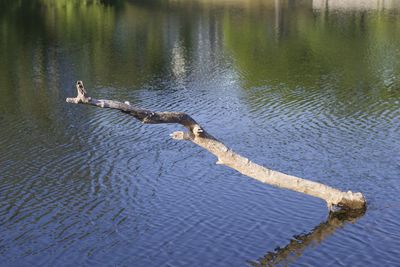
[{"xmin": 1, "ymin": 0, "xmax": 400, "ymax": 266}]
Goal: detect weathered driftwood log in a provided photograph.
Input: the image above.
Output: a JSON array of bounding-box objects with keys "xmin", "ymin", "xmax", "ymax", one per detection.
[{"xmin": 66, "ymin": 81, "xmax": 366, "ymax": 212}]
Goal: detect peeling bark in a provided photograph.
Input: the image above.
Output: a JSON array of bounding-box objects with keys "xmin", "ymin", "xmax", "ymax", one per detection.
[{"xmin": 66, "ymin": 81, "xmax": 366, "ymax": 212}]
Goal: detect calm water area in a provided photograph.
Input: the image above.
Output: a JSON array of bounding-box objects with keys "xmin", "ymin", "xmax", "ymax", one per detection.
[{"xmin": 1, "ymin": 0, "xmax": 400, "ymax": 266}]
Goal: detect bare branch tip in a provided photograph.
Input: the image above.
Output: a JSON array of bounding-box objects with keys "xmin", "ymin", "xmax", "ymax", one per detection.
[
  {"xmin": 171, "ymin": 131, "xmax": 192, "ymax": 140},
  {"xmin": 66, "ymin": 97, "xmax": 78, "ymax": 104},
  {"xmin": 170, "ymin": 131, "xmax": 185, "ymax": 140}
]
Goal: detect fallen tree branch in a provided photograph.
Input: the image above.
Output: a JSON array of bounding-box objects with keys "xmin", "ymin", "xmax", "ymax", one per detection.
[{"xmin": 66, "ymin": 81, "xmax": 366, "ymax": 212}]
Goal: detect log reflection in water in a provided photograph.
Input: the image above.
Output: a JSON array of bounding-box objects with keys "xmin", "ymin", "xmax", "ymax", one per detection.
[{"xmin": 249, "ymin": 210, "xmax": 365, "ymax": 267}]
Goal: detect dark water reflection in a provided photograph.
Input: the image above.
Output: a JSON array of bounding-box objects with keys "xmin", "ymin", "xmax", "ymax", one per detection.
[
  {"xmin": 1, "ymin": 0, "xmax": 400, "ymax": 266},
  {"xmin": 250, "ymin": 210, "xmax": 366, "ymax": 267}
]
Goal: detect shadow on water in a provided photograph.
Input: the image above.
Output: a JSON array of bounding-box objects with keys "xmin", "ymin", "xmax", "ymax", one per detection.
[{"xmin": 248, "ymin": 210, "xmax": 366, "ymax": 267}]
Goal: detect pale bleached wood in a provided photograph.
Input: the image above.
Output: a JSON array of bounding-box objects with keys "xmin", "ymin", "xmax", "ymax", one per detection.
[{"xmin": 66, "ymin": 81, "xmax": 366, "ymax": 211}]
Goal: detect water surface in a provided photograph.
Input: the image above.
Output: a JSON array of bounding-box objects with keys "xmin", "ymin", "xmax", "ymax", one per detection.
[{"xmin": 0, "ymin": 0, "xmax": 400, "ymax": 266}]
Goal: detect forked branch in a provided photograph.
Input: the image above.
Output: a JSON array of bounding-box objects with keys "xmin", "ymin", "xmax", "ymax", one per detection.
[{"xmin": 66, "ymin": 81, "xmax": 366, "ymax": 212}]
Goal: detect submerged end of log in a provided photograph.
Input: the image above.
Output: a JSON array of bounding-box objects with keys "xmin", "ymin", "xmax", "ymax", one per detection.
[
  {"xmin": 66, "ymin": 81, "xmax": 367, "ymax": 214},
  {"xmin": 332, "ymin": 191, "xmax": 366, "ymax": 212}
]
